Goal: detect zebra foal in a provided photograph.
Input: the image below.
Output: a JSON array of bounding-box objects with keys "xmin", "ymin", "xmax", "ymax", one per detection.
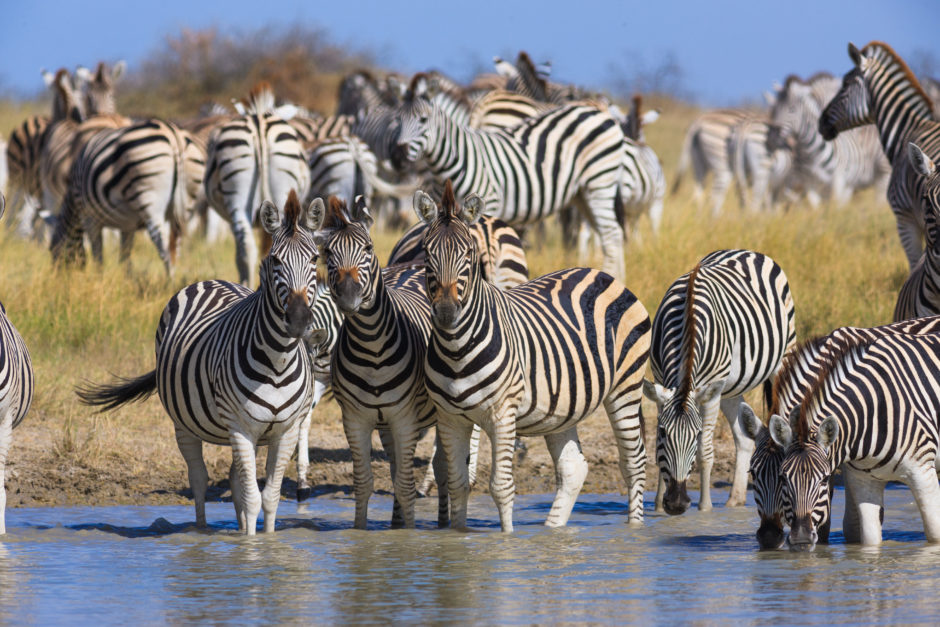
[
  {"xmin": 415, "ymin": 181, "xmax": 651, "ymax": 532},
  {"xmin": 77, "ymin": 191, "xmax": 323, "ymax": 535}
]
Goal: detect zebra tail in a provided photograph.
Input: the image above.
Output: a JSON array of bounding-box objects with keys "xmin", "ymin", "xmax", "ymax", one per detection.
[
  {"xmin": 171, "ymin": 126, "xmax": 188, "ymax": 237},
  {"xmin": 75, "ymin": 370, "xmax": 157, "ymax": 412}
]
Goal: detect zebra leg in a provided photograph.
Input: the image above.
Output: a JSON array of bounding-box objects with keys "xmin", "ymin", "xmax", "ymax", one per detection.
[
  {"xmin": 842, "ymin": 465, "xmax": 861, "ymax": 543},
  {"xmin": 88, "ymin": 226, "xmax": 105, "ymax": 267},
  {"xmin": 908, "ymin": 464, "xmax": 940, "ymax": 543},
  {"xmin": 230, "ymin": 213, "xmax": 257, "ymax": 287},
  {"xmin": 722, "ymin": 396, "xmax": 753, "ymax": 507},
  {"xmin": 604, "ymin": 388, "xmax": 647, "ymax": 524},
  {"xmin": 487, "ymin": 414, "xmax": 518, "ymax": 533},
  {"xmin": 842, "ymin": 466, "xmax": 885, "ymax": 545},
  {"xmin": 296, "ymin": 407, "xmax": 313, "ymax": 502},
  {"xmin": 431, "ymin": 431, "xmax": 449, "ymax": 528},
  {"xmin": 575, "ymin": 191, "xmax": 626, "ymax": 283},
  {"xmin": 229, "ymin": 461, "xmax": 246, "ymax": 533},
  {"xmin": 144, "ymin": 219, "xmax": 174, "ymax": 277},
  {"xmin": 709, "ymin": 169, "xmax": 733, "ymax": 217},
  {"xmin": 229, "ymin": 429, "xmax": 262, "ymax": 536},
  {"xmin": 417, "ymin": 437, "xmax": 437, "ymax": 498},
  {"xmin": 543, "ymin": 428, "xmax": 588, "ymax": 528},
  {"xmin": 344, "ymin": 418, "xmax": 375, "ymax": 530},
  {"xmin": 696, "ymin": 393, "xmax": 722, "ymax": 512},
  {"xmin": 0, "ymin": 410, "xmax": 13, "ymax": 535},
  {"xmin": 378, "ymin": 428, "xmax": 404, "ymax": 528},
  {"xmin": 468, "ymin": 425, "xmax": 482, "ymax": 487},
  {"xmin": 388, "ymin": 416, "xmax": 420, "ymax": 529},
  {"xmin": 436, "ymin": 416, "xmax": 475, "ymax": 531},
  {"xmin": 895, "ymin": 209, "xmax": 925, "ymax": 271},
  {"xmin": 174, "ymin": 428, "xmax": 209, "ymax": 528},
  {"xmin": 261, "ymin": 421, "xmax": 300, "ymax": 533},
  {"xmin": 655, "ymin": 474, "xmax": 666, "ymax": 513}
]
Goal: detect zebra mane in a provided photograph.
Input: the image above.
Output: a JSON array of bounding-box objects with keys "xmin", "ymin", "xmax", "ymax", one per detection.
[
  {"xmin": 860, "ymin": 41, "xmax": 933, "ymax": 107},
  {"xmin": 246, "ymin": 81, "xmax": 276, "ymax": 114},
  {"xmin": 514, "ymin": 51, "xmax": 550, "ymax": 101},
  {"xmin": 795, "ymin": 333, "xmax": 876, "ymax": 443},
  {"xmin": 440, "ymin": 180, "xmax": 457, "ymax": 217},
  {"xmin": 53, "ymin": 68, "xmax": 83, "ymax": 123},
  {"xmin": 405, "ymin": 73, "xmax": 430, "ymax": 100},
  {"xmin": 321, "ymin": 196, "xmax": 350, "ymax": 229},
  {"xmin": 678, "ymin": 261, "xmax": 702, "ymax": 400},
  {"xmin": 781, "ymin": 74, "xmax": 806, "ymax": 91},
  {"xmin": 769, "ymin": 335, "xmax": 828, "ymax": 416},
  {"xmin": 626, "ymin": 95, "xmax": 642, "ymax": 140},
  {"xmin": 805, "ymin": 71, "xmax": 834, "ymax": 85},
  {"xmin": 94, "ymin": 61, "xmax": 108, "ymax": 84},
  {"xmin": 282, "ymin": 189, "xmax": 302, "ymax": 236}
]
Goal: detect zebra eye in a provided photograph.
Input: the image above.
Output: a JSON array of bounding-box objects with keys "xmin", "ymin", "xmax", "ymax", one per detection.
[
  {"xmin": 419, "ymin": 116, "xmax": 428, "ymax": 124},
  {"xmin": 364, "ymin": 244, "xmax": 374, "ymax": 255}
]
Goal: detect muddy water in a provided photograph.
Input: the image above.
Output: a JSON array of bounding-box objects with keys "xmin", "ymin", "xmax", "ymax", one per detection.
[{"xmin": 1, "ymin": 487, "xmax": 938, "ymax": 624}]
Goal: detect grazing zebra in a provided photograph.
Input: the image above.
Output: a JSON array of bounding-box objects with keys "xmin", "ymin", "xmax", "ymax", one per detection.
[
  {"xmin": 894, "ymin": 143, "xmax": 940, "ymax": 321},
  {"xmin": 415, "ymin": 181, "xmax": 651, "ymax": 532},
  {"xmin": 391, "ymin": 74, "xmax": 628, "ymax": 281},
  {"xmin": 673, "ymin": 109, "xmax": 751, "ymax": 215},
  {"xmin": 643, "ymin": 249, "xmax": 796, "ymax": 515},
  {"xmin": 768, "ymin": 333, "xmax": 940, "ymax": 549},
  {"xmin": 50, "ymin": 119, "xmax": 205, "ymax": 274},
  {"xmin": 311, "ymin": 195, "xmax": 448, "ymax": 529},
  {"xmin": 769, "ymin": 74, "xmax": 890, "ymax": 208},
  {"xmin": 740, "ymin": 315, "xmax": 940, "ymax": 549},
  {"xmin": 0, "ymin": 193, "xmax": 35, "ymax": 535},
  {"xmin": 727, "ymin": 118, "xmax": 796, "ymax": 212},
  {"xmin": 820, "ymin": 41, "xmax": 940, "ymax": 270},
  {"xmin": 77, "ymin": 191, "xmax": 323, "ymax": 535},
  {"xmin": 204, "ymin": 83, "xmax": 311, "ymax": 285}
]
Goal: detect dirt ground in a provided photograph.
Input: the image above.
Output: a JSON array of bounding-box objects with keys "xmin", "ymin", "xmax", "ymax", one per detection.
[{"xmin": 5, "ymin": 396, "xmax": 741, "ymax": 512}]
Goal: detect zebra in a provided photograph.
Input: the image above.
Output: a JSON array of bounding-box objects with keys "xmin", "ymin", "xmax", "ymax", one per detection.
[
  {"xmin": 204, "ymin": 82, "xmax": 311, "ymax": 285},
  {"xmin": 0, "ymin": 193, "xmax": 35, "ymax": 535},
  {"xmin": 75, "ymin": 61, "xmax": 125, "ymax": 118},
  {"xmin": 643, "ymin": 249, "xmax": 796, "ymax": 515},
  {"xmin": 740, "ymin": 315, "xmax": 940, "ymax": 549},
  {"xmin": 391, "ymin": 73, "xmax": 628, "ymax": 281},
  {"xmin": 5, "ymin": 113, "xmax": 49, "ymax": 238},
  {"xmin": 672, "ymin": 109, "xmax": 752, "ymax": 215},
  {"xmin": 414, "ymin": 180, "xmax": 651, "ymax": 532},
  {"xmin": 49, "ymin": 119, "xmax": 205, "ymax": 275},
  {"xmin": 77, "ymin": 191, "xmax": 323, "ymax": 534},
  {"xmin": 310, "ymin": 195, "xmax": 449, "ymax": 529},
  {"xmin": 819, "ymin": 41, "xmax": 940, "ymax": 270},
  {"xmin": 768, "ymin": 333, "xmax": 940, "ymax": 550},
  {"xmin": 727, "ymin": 117, "xmax": 796, "ymax": 212},
  {"xmin": 769, "ymin": 74, "xmax": 890, "ymax": 208}
]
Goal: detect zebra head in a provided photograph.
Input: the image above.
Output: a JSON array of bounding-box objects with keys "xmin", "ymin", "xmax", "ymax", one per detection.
[
  {"xmin": 643, "ymin": 378, "xmax": 725, "ymax": 515},
  {"xmin": 312, "ymin": 195, "xmax": 378, "ymax": 316},
  {"xmin": 49, "ymin": 68, "xmax": 85, "ymax": 123},
  {"xmin": 910, "ymin": 141, "xmax": 939, "ymax": 211},
  {"xmin": 390, "ymin": 74, "xmax": 437, "ymax": 171},
  {"xmin": 76, "ymin": 60, "xmax": 125, "ymax": 116},
  {"xmin": 770, "ymin": 77, "xmax": 817, "ymax": 147},
  {"xmin": 770, "ymin": 413, "xmax": 838, "ymax": 552},
  {"xmin": 742, "ymin": 404, "xmax": 790, "ymax": 550},
  {"xmin": 819, "ymin": 43, "xmax": 872, "ymax": 140},
  {"xmin": 414, "ymin": 180, "xmax": 485, "ymax": 330},
  {"xmin": 257, "ymin": 190, "xmax": 321, "ymax": 339}
]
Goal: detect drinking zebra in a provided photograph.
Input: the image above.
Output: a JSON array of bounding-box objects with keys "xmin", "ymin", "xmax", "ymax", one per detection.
[
  {"xmin": 77, "ymin": 191, "xmax": 323, "ymax": 535},
  {"xmin": 204, "ymin": 82, "xmax": 311, "ymax": 285},
  {"xmin": 819, "ymin": 41, "xmax": 940, "ymax": 270},
  {"xmin": 644, "ymin": 249, "xmax": 796, "ymax": 515},
  {"xmin": 390, "ymin": 73, "xmax": 628, "ymax": 281},
  {"xmin": 894, "ymin": 143, "xmax": 940, "ymax": 320},
  {"xmin": 0, "ymin": 193, "xmax": 35, "ymax": 535},
  {"xmin": 741, "ymin": 315, "xmax": 940, "ymax": 549},
  {"xmin": 769, "ymin": 333, "xmax": 940, "ymax": 550},
  {"xmin": 415, "ymin": 181, "xmax": 651, "ymax": 532},
  {"xmin": 50, "ymin": 118, "xmax": 205, "ymax": 274},
  {"xmin": 310, "ymin": 195, "xmax": 448, "ymax": 529}
]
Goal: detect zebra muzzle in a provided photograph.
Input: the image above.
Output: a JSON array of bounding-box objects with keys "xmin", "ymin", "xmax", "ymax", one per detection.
[
  {"xmin": 285, "ymin": 290, "xmax": 314, "ymax": 338},
  {"xmin": 757, "ymin": 515, "xmax": 786, "ymax": 550},
  {"xmin": 663, "ymin": 479, "xmax": 691, "ymax": 516},
  {"xmin": 334, "ymin": 276, "xmax": 363, "ymax": 314},
  {"xmin": 787, "ymin": 517, "xmax": 818, "ymax": 552}
]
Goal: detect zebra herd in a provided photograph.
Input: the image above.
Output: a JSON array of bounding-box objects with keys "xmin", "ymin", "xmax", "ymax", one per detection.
[{"xmin": 0, "ymin": 41, "xmax": 939, "ymax": 551}]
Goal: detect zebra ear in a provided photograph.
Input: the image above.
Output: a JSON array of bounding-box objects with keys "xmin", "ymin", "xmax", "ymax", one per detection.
[
  {"xmin": 413, "ymin": 190, "xmax": 438, "ymax": 223},
  {"xmin": 74, "ymin": 66, "xmax": 92, "ymax": 85},
  {"xmin": 816, "ymin": 417, "xmax": 839, "ymax": 453},
  {"xmin": 848, "ymin": 42, "xmax": 862, "ymax": 67},
  {"xmin": 460, "ymin": 194, "xmax": 485, "ymax": 225},
  {"xmin": 768, "ymin": 414, "xmax": 793, "ymax": 449},
  {"xmin": 41, "ymin": 68, "xmax": 55, "ymax": 87},
  {"xmin": 641, "ymin": 379, "xmax": 668, "ymax": 406},
  {"xmin": 763, "ymin": 91, "xmax": 776, "ymax": 107},
  {"xmin": 111, "ymin": 60, "xmax": 127, "ymax": 82},
  {"xmin": 740, "ymin": 403, "xmax": 764, "ymax": 440},
  {"xmin": 412, "ymin": 75, "xmax": 429, "ymax": 100},
  {"xmin": 305, "ymin": 198, "xmax": 326, "ymax": 232},
  {"xmin": 694, "ymin": 379, "xmax": 725, "ymax": 408},
  {"xmin": 352, "ymin": 195, "xmax": 373, "ymax": 229},
  {"xmin": 908, "ymin": 142, "xmax": 936, "ymax": 178},
  {"xmin": 640, "ymin": 110, "xmax": 660, "ymax": 126},
  {"xmin": 260, "ymin": 200, "xmax": 281, "ymax": 235}
]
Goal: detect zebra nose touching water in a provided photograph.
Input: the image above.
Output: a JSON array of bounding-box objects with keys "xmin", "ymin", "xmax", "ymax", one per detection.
[{"xmin": 77, "ymin": 190, "xmax": 323, "ymax": 535}]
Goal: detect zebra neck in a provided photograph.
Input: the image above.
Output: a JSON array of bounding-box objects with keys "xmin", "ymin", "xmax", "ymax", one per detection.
[
  {"xmin": 431, "ymin": 279, "xmax": 500, "ymax": 352},
  {"xmin": 424, "ymin": 110, "xmax": 480, "ymax": 187},
  {"xmin": 868, "ymin": 71, "xmax": 933, "ymax": 164},
  {"xmin": 251, "ymin": 288, "xmax": 305, "ymax": 359},
  {"xmin": 339, "ymin": 273, "xmax": 394, "ymax": 337}
]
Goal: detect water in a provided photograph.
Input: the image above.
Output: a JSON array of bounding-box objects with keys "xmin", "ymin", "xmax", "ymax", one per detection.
[{"xmin": 1, "ymin": 486, "xmax": 938, "ymax": 624}]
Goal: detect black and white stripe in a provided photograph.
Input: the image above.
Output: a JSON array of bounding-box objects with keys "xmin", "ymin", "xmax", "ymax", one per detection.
[
  {"xmin": 727, "ymin": 117, "xmax": 796, "ymax": 212},
  {"xmin": 415, "ymin": 181, "xmax": 651, "ymax": 532},
  {"xmin": 894, "ymin": 143, "xmax": 940, "ymax": 320},
  {"xmin": 77, "ymin": 191, "xmax": 322, "ymax": 535},
  {"xmin": 819, "ymin": 41, "xmax": 940, "ymax": 269},
  {"xmin": 643, "ymin": 249, "xmax": 796, "ymax": 515}
]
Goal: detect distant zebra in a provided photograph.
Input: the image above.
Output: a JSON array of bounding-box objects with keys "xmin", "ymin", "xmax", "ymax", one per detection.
[
  {"xmin": 673, "ymin": 109, "xmax": 751, "ymax": 215},
  {"xmin": 311, "ymin": 195, "xmax": 448, "ymax": 529},
  {"xmin": 414, "ymin": 181, "xmax": 651, "ymax": 532},
  {"xmin": 727, "ymin": 117, "xmax": 796, "ymax": 212},
  {"xmin": 0, "ymin": 194, "xmax": 34, "ymax": 535},
  {"xmin": 643, "ymin": 249, "xmax": 796, "ymax": 515},
  {"xmin": 820, "ymin": 41, "xmax": 940, "ymax": 270},
  {"xmin": 50, "ymin": 119, "xmax": 205, "ymax": 274},
  {"xmin": 77, "ymin": 191, "xmax": 322, "ymax": 535},
  {"xmin": 204, "ymin": 82, "xmax": 311, "ymax": 285},
  {"xmin": 769, "ymin": 333, "xmax": 940, "ymax": 549},
  {"xmin": 895, "ymin": 143, "xmax": 940, "ymax": 320},
  {"xmin": 391, "ymin": 74, "xmax": 628, "ymax": 281},
  {"xmin": 75, "ymin": 61, "xmax": 125, "ymax": 118},
  {"xmin": 740, "ymin": 315, "xmax": 940, "ymax": 549},
  {"xmin": 5, "ymin": 113, "xmax": 49, "ymax": 238},
  {"xmin": 769, "ymin": 73, "xmax": 890, "ymax": 208}
]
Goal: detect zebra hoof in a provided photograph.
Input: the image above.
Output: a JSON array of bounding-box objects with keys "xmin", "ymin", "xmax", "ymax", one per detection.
[{"xmin": 297, "ymin": 487, "xmax": 311, "ymax": 502}]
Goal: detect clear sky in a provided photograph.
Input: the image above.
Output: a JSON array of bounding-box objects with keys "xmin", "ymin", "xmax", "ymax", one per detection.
[{"xmin": 0, "ymin": 0, "xmax": 936, "ymax": 105}]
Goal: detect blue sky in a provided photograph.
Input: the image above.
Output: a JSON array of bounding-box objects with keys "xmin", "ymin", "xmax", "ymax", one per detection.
[{"xmin": 0, "ymin": 0, "xmax": 936, "ymax": 105}]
